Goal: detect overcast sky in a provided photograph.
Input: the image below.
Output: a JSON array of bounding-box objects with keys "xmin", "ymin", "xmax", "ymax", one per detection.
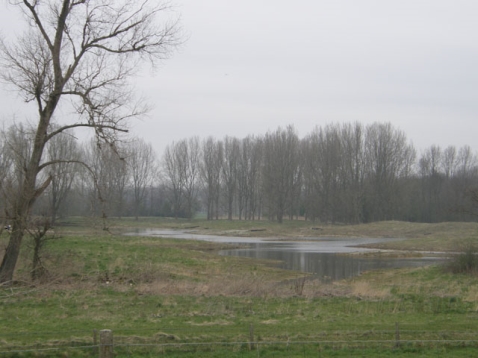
[{"xmin": 1, "ymin": 0, "xmax": 478, "ymax": 156}]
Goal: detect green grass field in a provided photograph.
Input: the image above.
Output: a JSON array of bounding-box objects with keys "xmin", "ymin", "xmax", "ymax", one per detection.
[{"xmin": 1, "ymin": 218, "xmax": 478, "ymax": 357}]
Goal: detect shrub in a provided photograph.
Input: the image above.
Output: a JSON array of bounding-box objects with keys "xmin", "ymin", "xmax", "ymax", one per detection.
[{"xmin": 446, "ymin": 240, "xmax": 478, "ymax": 274}]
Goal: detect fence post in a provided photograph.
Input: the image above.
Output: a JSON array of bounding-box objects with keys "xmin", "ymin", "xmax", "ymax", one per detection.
[
  {"xmin": 395, "ymin": 322, "xmax": 400, "ymax": 348},
  {"xmin": 249, "ymin": 324, "xmax": 255, "ymax": 351},
  {"xmin": 93, "ymin": 329, "xmax": 98, "ymax": 356},
  {"xmin": 99, "ymin": 329, "xmax": 113, "ymax": 358}
]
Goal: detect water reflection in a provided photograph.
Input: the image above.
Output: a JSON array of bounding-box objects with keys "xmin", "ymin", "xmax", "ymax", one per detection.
[
  {"xmin": 126, "ymin": 229, "xmax": 444, "ymax": 281},
  {"xmin": 219, "ymin": 243, "xmax": 441, "ymax": 281}
]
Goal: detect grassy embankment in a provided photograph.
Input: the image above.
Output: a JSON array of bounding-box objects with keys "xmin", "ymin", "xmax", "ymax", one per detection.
[{"xmin": 1, "ymin": 218, "xmax": 478, "ymax": 357}]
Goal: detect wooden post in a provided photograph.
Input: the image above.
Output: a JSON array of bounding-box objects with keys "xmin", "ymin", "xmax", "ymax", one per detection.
[
  {"xmin": 93, "ymin": 329, "xmax": 98, "ymax": 356},
  {"xmin": 99, "ymin": 329, "xmax": 113, "ymax": 358},
  {"xmin": 249, "ymin": 324, "xmax": 254, "ymax": 350},
  {"xmin": 395, "ymin": 322, "xmax": 400, "ymax": 348}
]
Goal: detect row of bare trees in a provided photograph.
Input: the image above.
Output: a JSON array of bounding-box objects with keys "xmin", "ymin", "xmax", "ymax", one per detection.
[
  {"xmin": 159, "ymin": 123, "xmax": 478, "ymax": 224},
  {"xmin": 1, "ymin": 121, "xmax": 477, "ymax": 227},
  {"xmin": 0, "ymin": 123, "xmax": 158, "ymax": 226}
]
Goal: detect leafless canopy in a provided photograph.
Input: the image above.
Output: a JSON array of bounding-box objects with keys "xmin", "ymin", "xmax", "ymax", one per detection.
[{"xmin": 1, "ymin": 0, "xmax": 182, "ymax": 143}]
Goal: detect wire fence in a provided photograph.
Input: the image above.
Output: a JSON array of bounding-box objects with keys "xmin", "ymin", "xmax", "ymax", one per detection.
[{"xmin": 2, "ymin": 324, "xmax": 478, "ymax": 357}]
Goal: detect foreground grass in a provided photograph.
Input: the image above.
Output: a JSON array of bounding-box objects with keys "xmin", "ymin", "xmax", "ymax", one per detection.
[{"xmin": 1, "ymin": 218, "xmax": 478, "ymax": 357}]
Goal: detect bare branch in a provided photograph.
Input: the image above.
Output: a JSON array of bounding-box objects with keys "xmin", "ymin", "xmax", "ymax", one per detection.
[
  {"xmin": 30, "ymin": 175, "xmax": 52, "ymax": 206},
  {"xmin": 20, "ymin": 0, "xmax": 54, "ymax": 50},
  {"xmin": 45, "ymin": 123, "xmax": 128, "ymax": 143}
]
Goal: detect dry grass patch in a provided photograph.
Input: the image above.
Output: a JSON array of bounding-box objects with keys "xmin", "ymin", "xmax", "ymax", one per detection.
[
  {"xmin": 463, "ymin": 285, "xmax": 478, "ymax": 303},
  {"xmin": 134, "ymin": 274, "xmax": 284, "ymax": 297},
  {"xmin": 261, "ymin": 319, "xmax": 280, "ymax": 325},
  {"xmin": 343, "ymin": 265, "xmax": 478, "ymax": 304},
  {"xmin": 351, "ymin": 281, "xmax": 390, "ymax": 299},
  {"xmin": 131, "ymin": 273, "xmax": 350, "ymax": 299}
]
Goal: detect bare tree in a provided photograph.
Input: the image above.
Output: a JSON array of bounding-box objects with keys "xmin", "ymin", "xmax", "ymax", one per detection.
[
  {"xmin": 200, "ymin": 137, "xmax": 223, "ymax": 220},
  {"xmin": 0, "ymin": 128, "xmax": 13, "ymax": 229},
  {"xmin": 302, "ymin": 125, "xmax": 340, "ymax": 222},
  {"xmin": 221, "ymin": 136, "xmax": 239, "ymax": 220},
  {"xmin": 236, "ymin": 139, "xmax": 248, "ymax": 220},
  {"xmin": 418, "ymin": 145, "xmax": 444, "ymax": 222},
  {"xmin": 162, "ymin": 138, "xmax": 200, "ymax": 219},
  {"xmin": 248, "ymin": 137, "xmax": 264, "ymax": 220},
  {"xmin": 126, "ymin": 138, "xmax": 158, "ymax": 220},
  {"xmin": 45, "ymin": 128, "xmax": 81, "ymax": 225},
  {"xmin": 239, "ymin": 135, "xmax": 263, "ymax": 220},
  {"xmin": 456, "ymin": 146, "xmax": 477, "ymax": 181},
  {"xmin": 162, "ymin": 141, "xmax": 186, "ymax": 218},
  {"xmin": 183, "ymin": 137, "xmax": 201, "ymax": 219},
  {"xmin": 450, "ymin": 146, "xmax": 478, "ymax": 219},
  {"xmin": 0, "ymin": 124, "xmax": 34, "ymax": 229},
  {"xmin": 442, "ymin": 146, "xmax": 457, "ymax": 179},
  {"xmin": 338, "ymin": 122, "xmax": 365, "ymax": 223},
  {"xmin": 0, "ymin": 0, "xmax": 181, "ymax": 283},
  {"xmin": 440, "ymin": 145, "xmax": 476, "ymax": 221},
  {"xmin": 82, "ymin": 140, "xmax": 129, "ymax": 224},
  {"xmin": 363, "ymin": 123, "xmax": 415, "ymax": 222},
  {"xmin": 262, "ymin": 126, "xmax": 300, "ymax": 223}
]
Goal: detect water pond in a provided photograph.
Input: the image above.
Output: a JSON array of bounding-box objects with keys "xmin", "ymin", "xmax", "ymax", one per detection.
[{"xmin": 126, "ymin": 229, "xmax": 445, "ymax": 281}]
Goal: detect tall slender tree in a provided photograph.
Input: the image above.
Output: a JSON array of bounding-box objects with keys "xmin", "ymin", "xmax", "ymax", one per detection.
[
  {"xmin": 222, "ymin": 136, "xmax": 239, "ymax": 220},
  {"xmin": 46, "ymin": 128, "xmax": 81, "ymax": 224},
  {"xmin": 126, "ymin": 139, "xmax": 158, "ymax": 220},
  {"xmin": 200, "ymin": 137, "xmax": 223, "ymax": 220},
  {"xmin": 262, "ymin": 126, "xmax": 300, "ymax": 223}
]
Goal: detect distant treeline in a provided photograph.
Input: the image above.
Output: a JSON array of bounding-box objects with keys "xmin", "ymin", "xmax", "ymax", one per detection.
[
  {"xmin": 1, "ymin": 122, "xmax": 476, "ymax": 224},
  {"xmin": 160, "ymin": 122, "xmax": 477, "ymax": 223}
]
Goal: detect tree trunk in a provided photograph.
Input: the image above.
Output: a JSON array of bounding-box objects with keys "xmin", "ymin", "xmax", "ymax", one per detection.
[
  {"xmin": 0, "ymin": 219, "xmax": 26, "ymax": 284},
  {"xmin": 0, "ymin": 114, "xmax": 51, "ymax": 283},
  {"xmin": 228, "ymin": 198, "xmax": 233, "ymax": 220}
]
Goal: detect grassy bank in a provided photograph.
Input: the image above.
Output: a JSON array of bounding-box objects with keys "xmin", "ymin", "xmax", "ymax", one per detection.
[
  {"xmin": 1, "ymin": 218, "xmax": 478, "ymax": 356},
  {"xmin": 103, "ymin": 217, "xmax": 478, "ymax": 251}
]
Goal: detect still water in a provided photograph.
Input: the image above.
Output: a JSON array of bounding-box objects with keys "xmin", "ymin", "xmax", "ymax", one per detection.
[{"xmin": 126, "ymin": 229, "xmax": 444, "ymax": 281}]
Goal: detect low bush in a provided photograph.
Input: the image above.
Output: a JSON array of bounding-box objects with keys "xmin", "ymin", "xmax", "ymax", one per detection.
[{"xmin": 446, "ymin": 240, "xmax": 478, "ymax": 274}]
